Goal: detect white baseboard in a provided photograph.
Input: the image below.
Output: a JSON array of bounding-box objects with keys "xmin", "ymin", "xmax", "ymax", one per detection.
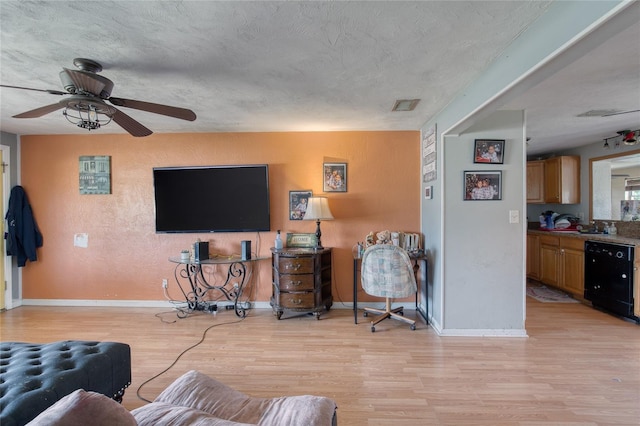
[
  {"xmin": 437, "ymin": 328, "xmax": 528, "ymax": 337},
  {"xmin": 20, "ymin": 299, "xmax": 413, "ymax": 310}
]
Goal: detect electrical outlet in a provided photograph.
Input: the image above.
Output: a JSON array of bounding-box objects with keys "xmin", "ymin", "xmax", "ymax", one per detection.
[{"xmin": 162, "ymin": 279, "xmax": 168, "ymax": 289}]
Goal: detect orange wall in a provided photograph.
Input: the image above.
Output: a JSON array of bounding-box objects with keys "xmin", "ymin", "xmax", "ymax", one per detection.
[{"xmin": 19, "ymin": 131, "xmax": 419, "ymax": 303}]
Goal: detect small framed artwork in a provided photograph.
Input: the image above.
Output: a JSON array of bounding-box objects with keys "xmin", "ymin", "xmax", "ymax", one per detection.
[
  {"xmin": 474, "ymin": 139, "xmax": 505, "ymax": 164},
  {"xmin": 425, "ymin": 185, "xmax": 433, "ymax": 199},
  {"xmin": 289, "ymin": 190, "xmax": 312, "ymax": 220},
  {"xmin": 422, "ymin": 124, "xmax": 437, "ymax": 182},
  {"xmin": 79, "ymin": 155, "xmax": 111, "ymax": 194},
  {"xmin": 464, "ymin": 171, "xmax": 502, "ymax": 200},
  {"xmin": 323, "ymin": 162, "xmax": 347, "ymax": 192},
  {"xmin": 286, "ymin": 233, "xmax": 318, "ymax": 248}
]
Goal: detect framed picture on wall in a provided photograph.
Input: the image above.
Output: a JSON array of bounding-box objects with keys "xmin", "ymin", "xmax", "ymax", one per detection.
[
  {"xmin": 464, "ymin": 171, "xmax": 502, "ymax": 200},
  {"xmin": 323, "ymin": 163, "xmax": 347, "ymax": 192},
  {"xmin": 422, "ymin": 124, "xmax": 437, "ymax": 182},
  {"xmin": 79, "ymin": 155, "xmax": 111, "ymax": 194},
  {"xmin": 289, "ymin": 190, "xmax": 312, "ymax": 220},
  {"xmin": 473, "ymin": 139, "xmax": 505, "ymax": 164}
]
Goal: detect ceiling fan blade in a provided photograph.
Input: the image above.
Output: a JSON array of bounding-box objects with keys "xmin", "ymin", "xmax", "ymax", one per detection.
[
  {"xmin": 602, "ymin": 109, "xmax": 640, "ymax": 117},
  {"xmin": 13, "ymin": 101, "xmax": 66, "ymax": 118},
  {"xmin": 111, "ymin": 107, "xmax": 153, "ymax": 137},
  {"xmin": 108, "ymin": 97, "xmax": 196, "ymax": 121},
  {"xmin": 62, "ymin": 68, "xmax": 107, "ymax": 96},
  {"xmin": 1, "ymin": 84, "xmax": 67, "ymax": 95}
]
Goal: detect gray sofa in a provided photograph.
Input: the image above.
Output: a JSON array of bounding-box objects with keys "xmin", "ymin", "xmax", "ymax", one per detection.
[{"xmin": 28, "ymin": 370, "xmax": 338, "ymax": 425}]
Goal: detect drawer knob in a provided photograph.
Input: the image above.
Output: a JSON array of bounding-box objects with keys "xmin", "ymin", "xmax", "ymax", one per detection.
[{"xmin": 291, "ymin": 298, "xmax": 303, "ymax": 305}]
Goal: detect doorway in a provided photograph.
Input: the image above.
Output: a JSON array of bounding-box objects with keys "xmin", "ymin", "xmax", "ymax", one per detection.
[{"xmin": 0, "ymin": 145, "xmax": 12, "ymax": 310}]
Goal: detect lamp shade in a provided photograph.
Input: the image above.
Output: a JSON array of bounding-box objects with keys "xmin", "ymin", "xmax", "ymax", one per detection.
[{"xmin": 303, "ymin": 197, "xmax": 334, "ymax": 220}]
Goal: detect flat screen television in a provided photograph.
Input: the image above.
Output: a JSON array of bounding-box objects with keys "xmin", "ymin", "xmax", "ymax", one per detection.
[{"xmin": 153, "ymin": 165, "xmax": 270, "ymax": 233}]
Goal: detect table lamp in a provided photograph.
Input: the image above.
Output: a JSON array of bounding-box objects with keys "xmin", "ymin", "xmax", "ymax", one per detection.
[{"xmin": 303, "ymin": 196, "xmax": 334, "ymax": 249}]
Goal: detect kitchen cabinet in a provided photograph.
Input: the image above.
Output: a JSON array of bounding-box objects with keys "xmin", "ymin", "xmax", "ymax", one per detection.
[
  {"xmin": 526, "ymin": 156, "xmax": 580, "ymax": 204},
  {"xmin": 539, "ymin": 235, "xmax": 560, "ymax": 287},
  {"xmin": 526, "ymin": 234, "xmax": 540, "ymax": 279},
  {"xmin": 526, "ymin": 161, "xmax": 545, "ymax": 203},
  {"xmin": 537, "ymin": 234, "xmax": 584, "ymax": 297},
  {"xmin": 559, "ymin": 237, "xmax": 584, "ymax": 297},
  {"xmin": 543, "ymin": 156, "xmax": 581, "ymax": 204}
]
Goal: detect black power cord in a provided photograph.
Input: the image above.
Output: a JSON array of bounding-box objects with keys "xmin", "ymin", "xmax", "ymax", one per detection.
[{"xmin": 136, "ymin": 314, "xmax": 246, "ymax": 403}]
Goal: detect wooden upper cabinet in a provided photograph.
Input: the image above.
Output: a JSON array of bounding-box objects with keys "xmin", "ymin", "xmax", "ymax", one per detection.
[
  {"xmin": 527, "ymin": 156, "xmax": 580, "ymax": 204},
  {"xmin": 526, "ymin": 161, "xmax": 545, "ymax": 203},
  {"xmin": 543, "ymin": 156, "xmax": 580, "ymax": 204}
]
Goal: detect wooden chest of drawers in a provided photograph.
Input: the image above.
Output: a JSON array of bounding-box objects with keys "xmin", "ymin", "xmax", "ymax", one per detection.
[{"xmin": 271, "ymin": 247, "xmax": 333, "ymax": 319}]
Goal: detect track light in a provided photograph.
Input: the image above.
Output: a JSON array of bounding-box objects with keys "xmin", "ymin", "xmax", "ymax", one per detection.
[
  {"xmin": 619, "ymin": 130, "xmax": 638, "ymax": 145},
  {"xmin": 603, "ymin": 129, "xmax": 639, "ymax": 149}
]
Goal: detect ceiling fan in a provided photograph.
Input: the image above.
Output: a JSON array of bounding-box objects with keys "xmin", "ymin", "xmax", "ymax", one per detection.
[{"xmin": 0, "ymin": 58, "xmax": 196, "ymax": 137}]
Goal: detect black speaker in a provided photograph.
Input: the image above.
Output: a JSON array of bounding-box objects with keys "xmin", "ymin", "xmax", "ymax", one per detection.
[
  {"xmin": 241, "ymin": 240, "xmax": 251, "ymax": 260},
  {"xmin": 195, "ymin": 241, "xmax": 209, "ymax": 261}
]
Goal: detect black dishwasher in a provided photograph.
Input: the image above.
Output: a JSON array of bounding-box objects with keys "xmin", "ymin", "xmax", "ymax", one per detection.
[{"xmin": 584, "ymin": 240, "xmax": 637, "ymax": 322}]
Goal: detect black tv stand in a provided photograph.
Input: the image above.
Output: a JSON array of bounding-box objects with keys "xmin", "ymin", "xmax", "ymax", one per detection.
[{"xmin": 169, "ymin": 255, "xmax": 268, "ymax": 318}]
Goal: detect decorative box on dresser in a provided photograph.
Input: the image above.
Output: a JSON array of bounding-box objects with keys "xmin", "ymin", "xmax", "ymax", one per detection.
[{"xmin": 270, "ymin": 247, "xmax": 333, "ymax": 320}]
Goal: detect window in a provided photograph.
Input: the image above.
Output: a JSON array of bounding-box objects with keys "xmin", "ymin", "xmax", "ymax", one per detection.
[{"xmin": 624, "ymin": 177, "xmax": 640, "ymax": 200}]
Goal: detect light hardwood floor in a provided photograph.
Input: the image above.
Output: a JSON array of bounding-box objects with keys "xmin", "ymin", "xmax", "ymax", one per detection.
[{"xmin": 1, "ymin": 298, "xmax": 639, "ymax": 425}]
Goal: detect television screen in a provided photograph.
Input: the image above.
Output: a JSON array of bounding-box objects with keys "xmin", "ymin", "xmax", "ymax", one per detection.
[{"xmin": 153, "ymin": 165, "xmax": 270, "ymax": 233}]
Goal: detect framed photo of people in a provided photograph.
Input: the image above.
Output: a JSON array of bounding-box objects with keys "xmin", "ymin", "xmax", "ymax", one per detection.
[
  {"xmin": 473, "ymin": 139, "xmax": 505, "ymax": 164},
  {"xmin": 464, "ymin": 171, "xmax": 502, "ymax": 200},
  {"xmin": 323, "ymin": 162, "xmax": 347, "ymax": 192},
  {"xmin": 289, "ymin": 190, "xmax": 312, "ymax": 220}
]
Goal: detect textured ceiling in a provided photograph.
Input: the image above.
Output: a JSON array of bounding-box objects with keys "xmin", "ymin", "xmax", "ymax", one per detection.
[{"xmin": 0, "ymin": 1, "xmax": 638, "ymax": 156}]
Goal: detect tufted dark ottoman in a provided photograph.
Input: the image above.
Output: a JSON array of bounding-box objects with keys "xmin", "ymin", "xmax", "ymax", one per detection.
[{"xmin": 0, "ymin": 340, "xmax": 131, "ymax": 426}]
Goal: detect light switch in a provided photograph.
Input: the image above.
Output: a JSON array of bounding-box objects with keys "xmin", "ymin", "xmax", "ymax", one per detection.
[{"xmin": 509, "ymin": 210, "xmax": 519, "ymax": 224}]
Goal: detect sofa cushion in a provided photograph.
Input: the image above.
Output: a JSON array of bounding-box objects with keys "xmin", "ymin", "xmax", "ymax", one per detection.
[
  {"xmin": 132, "ymin": 401, "xmax": 255, "ymax": 426},
  {"xmin": 134, "ymin": 370, "xmax": 337, "ymax": 426},
  {"xmin": 26, "ymin": 389, "xmax": 136, "ymax": 426},
  {"xmin": 258, "ymin": 395, "xmax": 337, "ymax": 426}
]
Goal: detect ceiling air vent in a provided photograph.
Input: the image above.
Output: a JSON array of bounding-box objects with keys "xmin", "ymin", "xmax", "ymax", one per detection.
[
  {"xmin": 578, "ymin": 109, "xmax": 640, "ymax": 117},
  {"xmin": 392, "ymin": 99, "xmax": 420, "ymax": 112}
]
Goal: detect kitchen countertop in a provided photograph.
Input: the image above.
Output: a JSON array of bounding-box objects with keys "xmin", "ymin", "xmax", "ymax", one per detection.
[{"xmin": 528, "ymin": 229, "xmax": 640, "ymax": 246}]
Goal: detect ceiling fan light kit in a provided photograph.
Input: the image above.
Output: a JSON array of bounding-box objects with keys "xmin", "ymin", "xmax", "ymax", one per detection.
[
  {"xmin": 1, "ymin": 58, "xmax": 196, "ymax": 137},
  {"xmin": 63, "ymin": 97, "xmax": 116, "ymax": 131}
]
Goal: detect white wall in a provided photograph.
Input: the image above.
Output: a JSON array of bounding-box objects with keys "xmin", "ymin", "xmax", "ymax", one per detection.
[
  {"xmin": 443, "ymin": 111, "xmax": 526, "ymax": 332},
  {"xmin": 420, "ymin": 0, "xmax": 629, "ymax": 335}
]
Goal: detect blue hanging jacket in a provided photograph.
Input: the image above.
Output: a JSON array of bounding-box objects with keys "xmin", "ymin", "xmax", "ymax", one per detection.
[{"xmin": 5, "ymin": 185, "xmax": 43, "ymax": 267}]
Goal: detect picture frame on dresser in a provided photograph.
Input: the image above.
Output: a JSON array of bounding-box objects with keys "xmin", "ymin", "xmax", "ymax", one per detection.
[
  {"xmin": 289, "ymin": 190, "xmax": 312, "ymax": 220},
  {"xmin": 286, "ymin": 233, "xmax": 318, "ymax": 248}
]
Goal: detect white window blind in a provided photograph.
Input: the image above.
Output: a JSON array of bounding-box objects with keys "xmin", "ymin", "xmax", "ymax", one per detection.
[{"xmin": 625, "ymin": 177, "xmax": 640, "ymax": 192}]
